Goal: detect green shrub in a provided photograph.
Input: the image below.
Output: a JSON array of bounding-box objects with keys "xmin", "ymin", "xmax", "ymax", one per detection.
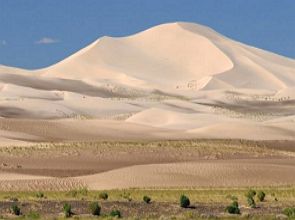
[
  {"xmin": 247, "ymin": 196, "xmax": 256, "ymax": 208},
  {"xmin": 246, "ymin": 189, "xmax": 256, "ymax": 198},
  {"xmin": 63, "ymin": 203, "xmax": 72, "ymax": 218},
  {"xmin": 180, "ymin": 195, "xmax": 190, "ymax": 208},
  {"xmin": 225, "ymin": 201, "xmax": 240, "ymax": 215},
  {"xmin": 257, "ymin": 191, "xmax": 266, "ymax": 202},
  {"xmin": 283, "ymin": 207, "xmax": 295, "ymax": 217},
  {"xmin": 89, "ymin": 202, "xmax": 101, "ymax": 216},
  {"xmin": 231, "ymin": 201, "xmax": 239, "ymax": 208},
  {"xmin": 143, "ymin": 196, "xmax": 151, "ymax": 204},
  {"xmin": 11, "ymin": 204, "xmax": 21, "ymax": 216},
  {"xmin": 36, "ymin": 192, "xmax": 44, "ymax": 198},
  {"xmin": 99, "ymin": 192, "xmax": 108, "ymax": 200},
  {"xmin": 110, "ymin": 210, "xmax": 121, "ymax": 218}
]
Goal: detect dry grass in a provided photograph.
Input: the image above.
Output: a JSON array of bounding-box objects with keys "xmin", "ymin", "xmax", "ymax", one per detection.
[
  {"xmin": 0, "ymin": 139, "xmax": 294, "ymax": 159},
  {"xmin": 0, "ymin": 186, "xmax": 295, "ymax": 204}
]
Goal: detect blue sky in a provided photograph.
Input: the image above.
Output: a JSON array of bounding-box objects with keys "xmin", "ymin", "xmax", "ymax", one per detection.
[{"xmin": 0, "ymin": 0, "xmax": 294, "ymax": 69}]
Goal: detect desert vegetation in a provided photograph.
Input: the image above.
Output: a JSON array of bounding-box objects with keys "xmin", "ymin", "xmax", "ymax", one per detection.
[
  {"xmin": 143, "ymin": 195, "xmax": 151, "ymax": 204},
  {"xmin": 225, "ymin": 200, "xmax": 240, "ymax": 215},
  {"xmin": 89, "ymin": 201, "xmax": 101, "ymax": 216},
  {"xmin": 0, "ymin": 187, "xmax": 292, "ymax": 219},
  {"xmin": 63, "ymin": 202, "xmax": 72, "ymax": 218},
  {"xmin": 0, "ymin": 140, "xmax": 294, "ymax": 219},
  {"xmin": 180, "ymin": 195, "xmax": 190, "ymax": 208}
]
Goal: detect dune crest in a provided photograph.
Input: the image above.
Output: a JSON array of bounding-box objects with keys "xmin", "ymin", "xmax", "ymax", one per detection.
[{"xmin": 0, "ymin": 22, "xmax": 295, "ymax": 142}]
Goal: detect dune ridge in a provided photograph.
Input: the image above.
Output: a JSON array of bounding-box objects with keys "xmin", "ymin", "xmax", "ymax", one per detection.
[{"xmin": 0, "ymin": 22, "xmax": 295, "ymax": 142}]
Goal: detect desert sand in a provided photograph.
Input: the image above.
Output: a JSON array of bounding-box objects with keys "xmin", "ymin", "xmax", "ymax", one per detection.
[
  {"xmin": 1, "ymin": 22, "xmax": 295, "ymax": 143},
  {"xmin": 0, "ymin": 22, "xmax": 295, "ymax": 190},
  {"xmin": 0, "ymin": 140, "xmax": 294, "ymax": 191}
]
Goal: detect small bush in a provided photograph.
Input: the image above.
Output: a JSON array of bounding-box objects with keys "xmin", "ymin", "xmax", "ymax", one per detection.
[
  {"xmin": 257, "ymin": 191, "xmax": 266, "ymax": 202},
  {"xmin": 225, "ymin": 201, "xmax": 240, "ymax": 215},
  {"xmin": 63, "ymin": 203, "xmax": 72, "ymax": 218},
  {"xmin": 143, "ymin": 196, "xmax": 151, "ymax": 204},
  {"xmin": 11, "ymin": 204, "xmax": 21, "ymax": 216},
  {"xmin": 89, "ymin": 202, "xmax": 101, "ymax": 216},
  {"xmin": 283, "ymin": 207, "xmax": 295, "ymax": 217},
  {"xmin": 110, "ymin": 210, "xmax": 121, "ymax": 218},
  {"xmin": 36, "ymin": 192, "xmax": 44, "ymax": 198},
  {"xmin": 247, "ymin": 196, "xmax": 256, "ymax": 208},
  {"xmin": 180, "ymin": 195, "xmax": 190, "ymax": 208},
  {"xmin": 99, "ymin": 192, "xmax": 108, "ymax": 200},
  {"xmin": 246, "ymin": 189, "xmax": 256, "ymax": 198}
]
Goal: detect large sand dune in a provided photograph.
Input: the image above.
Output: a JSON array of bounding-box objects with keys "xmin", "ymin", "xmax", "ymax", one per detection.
[
  {"xmin": 1, "ymin": 22, "xmax": 295, "ymax": 190},
  {"xmin": 0, "ymin": 22, "xmax": 295, "ymax": 142}
]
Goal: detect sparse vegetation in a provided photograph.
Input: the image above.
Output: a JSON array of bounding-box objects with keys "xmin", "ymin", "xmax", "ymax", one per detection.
[
  {"xmin": 0, "ymin": 141, "xmax": 294, "ymax": 219},
  {"xmin": 35, "ymin": 191, "xmax": 44, "ymax": 198},
  {"xmin": 0, "ymin": 188, "xmax": 292, "ymax": 219},
  {"xmin": 89, "ymin": 201, "xmax": 101, "ymax": 216},
  {"xmin": 180, "ymin": 195, "xmax": 190, "ymax": 208},
  {"xmin": 143, "ymin": 195, "xmax": 151, "ymax": 204},
  {"xmin": 225, "ymin": 200, "xmax": 240, "ymax": 214},
  {"xmin": 283, "ymin": 207, "xmax": 295, "ymax": 218},
  {"xmin": 25, "ymin": 210, "xmax": 40, "ymax": 219},
  {"xmin": 121, "ymin": 191, "xmax": 132, "ymax": 201},
  {"xmin": 246, "ymin": 189, "xmax": 256, "ymax": 198},
  {"xmin": 11, "ymin": 204, "xmax": 21, "ymax": 216},
  {"xmin": 63, "ymin": 203, "xmax": 72, "ymax": 218},
  {"xmin": 257, "ymin": 190, "xmax": 266, "ymax": 202},
  {"xmin": 67, "ymin": 187, "xmax": 88, "ymax": 198},
  {"xmin": 247, "ymin": 196, "xmax": 256, "ymax": 208},
  {"xmin": 110, "ymin": 210, "xmax": 121, "ymax": 218},
  {"xmin": 99, "ymin": 192, "xmax": 108, "ymax": 200},
  {"xmin": 245, "ymin": 189, "xmax": 256, "ymax": 208}
]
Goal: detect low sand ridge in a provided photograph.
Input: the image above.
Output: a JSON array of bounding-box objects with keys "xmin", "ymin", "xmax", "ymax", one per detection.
[{"xmin": 0, "ymin": 140, "xmax": 295, "ymax": 191}]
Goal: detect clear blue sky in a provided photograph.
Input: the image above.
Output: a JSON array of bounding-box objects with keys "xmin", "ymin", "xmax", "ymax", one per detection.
[{"xmin": 0, "ymin": 0, "xmax": 294, "ymax": 69}]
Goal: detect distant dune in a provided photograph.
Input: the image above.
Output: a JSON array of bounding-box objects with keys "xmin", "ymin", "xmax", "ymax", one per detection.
[{"xmin": 0, "ymin": 22, "xmax": 295, "ymax": 143}]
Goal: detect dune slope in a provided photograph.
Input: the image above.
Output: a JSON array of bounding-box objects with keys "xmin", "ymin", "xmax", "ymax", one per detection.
[{"xmin": 0, "ymin": 22, "xmax": 295, "ymax": 142}]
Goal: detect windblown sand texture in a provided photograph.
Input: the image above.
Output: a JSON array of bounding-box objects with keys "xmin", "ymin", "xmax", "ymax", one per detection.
[{"xmin": 0, "ymin": 22, "xmax": 295, "ymax": 190}]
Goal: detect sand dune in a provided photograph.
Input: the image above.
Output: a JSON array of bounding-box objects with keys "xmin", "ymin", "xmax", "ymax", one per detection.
[
  {"xmin": 82, "ymin": 159, "xmax": 295, "ymax": 189},
  {"xmin": 0, "ymin": 22, "xmax": 295, "ymax": 190},
  {"xmin": 5, "ymin": 159, "xmax": 294, "ymax": 191},
  {"xmin": 0, "ymin": 22, "xmax": 295, "ymax": 142},
  {"xmin": 0, "ymin": 140, "xmax": 295, "ymax": 191}
]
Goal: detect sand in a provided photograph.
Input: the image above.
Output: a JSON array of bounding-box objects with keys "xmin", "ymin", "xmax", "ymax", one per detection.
[
  {"xmin": 0, "ymin": 140, "xmax": 295, "ymax": 191},
  {"xmin": 0, "ymin": 22, "xmax": 295, "ymax": 143},
  {"xmin": 82, "ymin": 159, "xmax": 295, "ymax": 190},
  {"xmin": 0, "ymin": 22, "xmax": 295, "ymax": 190}
]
